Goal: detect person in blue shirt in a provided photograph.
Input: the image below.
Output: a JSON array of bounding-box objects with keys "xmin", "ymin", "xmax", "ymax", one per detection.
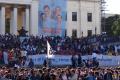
[
  {"xmin": 28, "ymin": 58, "xmax": 34, "ymax": 68},
  {"xmin": 86, "ymin": 72, "xmax": 96, "ymax": 80},
  {"xmin": 54, "ymin": 15, "xmax": 65, "ymax": 37},
  {"xmin": 42, "ymin": 5, "xmax": 55, "ymax": 36}
]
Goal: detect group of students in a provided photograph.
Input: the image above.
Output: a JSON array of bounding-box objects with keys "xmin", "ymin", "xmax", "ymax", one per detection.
[
  {"xmin": 0, "ymin": 34, "xmax": 120, "ymax": 67},
  {"xmin": 0, "ymin": 34, "xmax": 120, "ymax": 56},
  {"xmin": 71, "ymin": 54, "xmax": 99, "ymax": 68},
  {"xmin": 0, "ymin": 66, "xmax": 119, "ymax": 80}
]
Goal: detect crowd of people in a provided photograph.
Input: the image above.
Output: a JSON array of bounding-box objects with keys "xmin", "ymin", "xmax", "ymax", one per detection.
[
  {"xmin": 0, "ymin": 33, "xmax": 120, "ymax": 56},
  {"xmin": 0, "ymin": 34, "xmax": 120, "ymax": 79},
  {"xmin": 0, "ymin": 66, "xmax": 119, "ymax": 80},
  {"xmin": 0, "ymin": 34, "xmax": 119, "ymax": 66},
  {"xmin": 71, "ymin": 54, "xmax": 99, "ymax": 68}
]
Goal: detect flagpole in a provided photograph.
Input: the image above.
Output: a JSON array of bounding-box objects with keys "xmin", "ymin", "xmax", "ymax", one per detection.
[
  {"xmin": 46, "ymin": 56, "xmax": 49, "ymax": 68},
  {"xmin": 47, "ymin": 41, "xmax": 50, "ymax": 68}
]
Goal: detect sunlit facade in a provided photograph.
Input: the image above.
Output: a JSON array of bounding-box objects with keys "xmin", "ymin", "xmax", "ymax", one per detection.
[{"xmin": 0, "ymin": 0, "xmax": 101, "ymax": 37}]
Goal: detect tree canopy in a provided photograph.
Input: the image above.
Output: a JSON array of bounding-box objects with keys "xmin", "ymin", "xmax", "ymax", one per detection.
[
  {"xmin": 111, "ymin": 18, "xmax": 120, "ymax": 35},
  {"xmin": 102, "ymin": 14, "xmax": 120, "ymax": 35}
]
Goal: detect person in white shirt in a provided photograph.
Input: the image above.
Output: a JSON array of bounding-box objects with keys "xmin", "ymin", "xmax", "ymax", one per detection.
[
  {"xmin": 21, "ymin": 49, "xmax": 27, "ymax": 58},
  {"xmin": 69, "ymin": 69, "xmax": 78, "ymax": 80},
  {"xmin": 92, "ymin": 52, "xmax": 97, "ymax": 59},
  {"xmin": 61, "ymin": 71, "xmax": 68, "ymax": 80},
  {"xmin": 3, "ymin": 50, "xmax": 8, "ymax": 65}
]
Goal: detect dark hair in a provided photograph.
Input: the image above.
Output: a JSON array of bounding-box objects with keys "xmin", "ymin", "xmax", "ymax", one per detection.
[
  {"xmin": 44, "ymin": 5, "xmax": 50, "ymax": 10},
  {"xmin": 55, "ymin": 6, "xmax": 61, "ymax": 10},
  {"xmin": 39, "ymin": 69, "xmax": 43, "ymax": 74},
  {"xmin": 57, "ymin": 15, "xmax": 62, "ymax": 19}
]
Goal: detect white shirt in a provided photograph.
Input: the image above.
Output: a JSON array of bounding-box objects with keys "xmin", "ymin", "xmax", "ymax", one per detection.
[
  {"xmin": 92, "ymin": 52, "xmax": 97, "ymax": 58},
  {"xmin": 3, "ymin": 51, "xmax": 8, "ymax": 64},
  {"xmin": 115, "ymin": 45, "xmax": 118, "ymax": 53},
  {"xmin": 21, "ymin": 50, "xmax": 27, "ymax": 57},
  {"xmin": 69, "ymin": 74, "xmax": 78, "ymax": 80},
  {"xmin": 62, "ymin": 75, "xmax": 68, "ymax": 80}
]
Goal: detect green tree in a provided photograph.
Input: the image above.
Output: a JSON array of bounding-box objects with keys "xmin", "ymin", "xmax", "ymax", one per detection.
[
  {"xmin": 102, "ymin": 15, "xmax": 120, "ymax": 35},
  {"xmin": 111, "ymin": 18, "xmax": 120, "ymax": 35}
]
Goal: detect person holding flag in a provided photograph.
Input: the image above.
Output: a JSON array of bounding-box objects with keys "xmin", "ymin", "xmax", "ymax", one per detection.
[{"xmin": 43, "ymin": 41, "xmax": 55, "ymax": 67}]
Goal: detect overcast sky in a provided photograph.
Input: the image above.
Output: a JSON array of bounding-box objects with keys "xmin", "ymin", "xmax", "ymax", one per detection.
[{"xmin": 106, "ymin": 0, "xmax": 120, "ymax": 14}]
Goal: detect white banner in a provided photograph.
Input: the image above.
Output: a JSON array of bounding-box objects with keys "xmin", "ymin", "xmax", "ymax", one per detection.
[{"xmin": 28, "ymin": 54, "xmax": 120, "ymax": 66}]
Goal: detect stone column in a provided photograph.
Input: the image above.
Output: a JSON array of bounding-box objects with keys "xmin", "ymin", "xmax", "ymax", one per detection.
[
  {"xmin": 0, "ymin": 6, "xmax": 5, "ymax": 34},
  {"xmin": 10, "ymin": 6, "xmax": 18, "ymax": 35},
  {"xmin": 25, "ymin": 6, "xmax": 30, "ymax": 35},
  {"xmin": 30, "ymin": 0, "xmax": 39, "ymax": 36}
]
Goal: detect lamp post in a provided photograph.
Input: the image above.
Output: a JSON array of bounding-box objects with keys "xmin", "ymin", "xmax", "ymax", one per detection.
[
  {"xmin": 82, "ymin": 31, "xmax": 83, "ymax": 37},
  {"xmin": 95, "ymin": 27, "xmax": 97, "ymax": 35}
]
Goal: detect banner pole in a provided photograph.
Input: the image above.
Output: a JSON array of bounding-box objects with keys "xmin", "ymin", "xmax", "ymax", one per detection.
[{"xmin": 46, "ymin": 57, "xmax": 49, "ymax": 68}]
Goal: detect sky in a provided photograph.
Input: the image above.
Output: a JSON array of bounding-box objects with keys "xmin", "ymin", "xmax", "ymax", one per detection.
[{"xmin": 106, "ymin": 0, "xmax": 120, "ymax": 14}]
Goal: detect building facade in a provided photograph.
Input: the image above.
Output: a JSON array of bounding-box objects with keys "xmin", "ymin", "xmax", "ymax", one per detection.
[
  {"xmin": 0, "ymin": 0, "xmax": 101, "ymax": 37},
  {"xmin": 0, "ymin": 0, "xmax": 38, "ymax": 35},
  {"xmin": 67, "ymin": 0, "xmax": 101, "ymax": 37}
]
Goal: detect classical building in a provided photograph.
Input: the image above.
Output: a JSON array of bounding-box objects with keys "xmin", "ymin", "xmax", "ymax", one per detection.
[
  {"xmin": 0, "ymin": 0, "xmax": 38, "ymax": 35},
  {"xmin": 0, "ymin": 0, "xmax": 101, "ymax": 37},
  {"xmin": 67, "ymin": 0, "xmax": 101, "ymax": 37}
]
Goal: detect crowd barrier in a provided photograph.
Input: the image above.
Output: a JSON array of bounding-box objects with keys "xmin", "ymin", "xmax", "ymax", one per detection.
[{"xmin": 28, "ymin": 54, "xmax": 120, "ymax": 66}]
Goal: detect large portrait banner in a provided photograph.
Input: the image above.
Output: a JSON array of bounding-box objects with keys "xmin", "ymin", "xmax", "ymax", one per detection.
[{"xmin": 38, "ymin": 0, "xmax": 67, "ymax": 37}]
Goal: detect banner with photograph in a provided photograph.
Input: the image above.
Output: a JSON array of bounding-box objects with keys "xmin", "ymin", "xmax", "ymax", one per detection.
[{"xmin": 38, "ymin": 0, "xmax": 67, "ymax": 36}]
